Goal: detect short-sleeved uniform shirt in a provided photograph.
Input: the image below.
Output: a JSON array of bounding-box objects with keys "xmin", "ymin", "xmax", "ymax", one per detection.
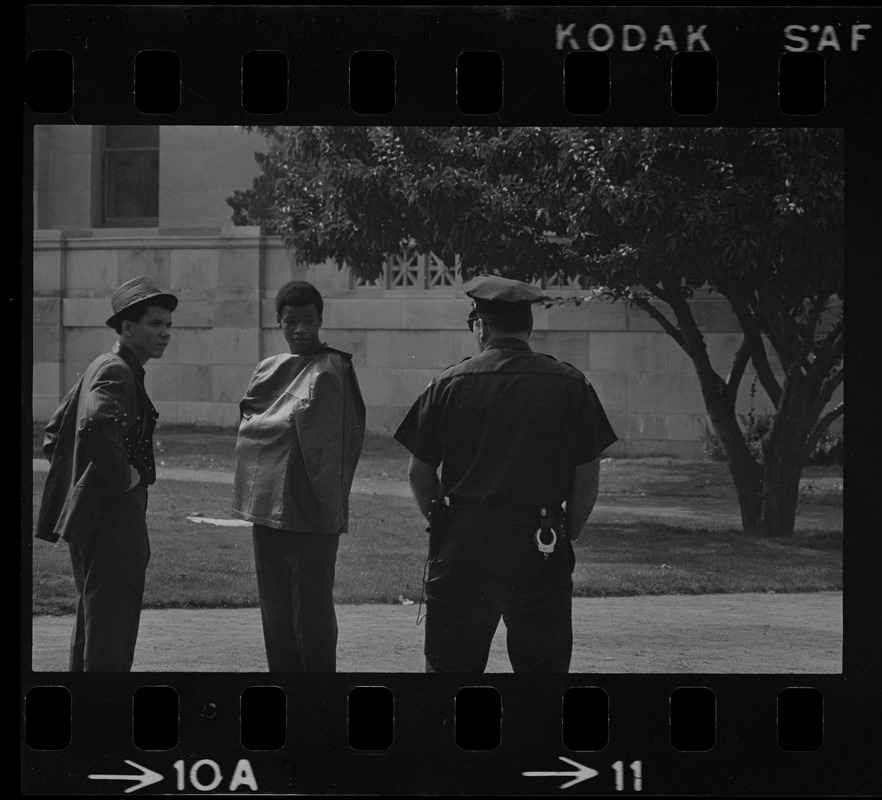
[{"xmin": 394, "ymin": 338, "xmax": 617, "ymax": 514}]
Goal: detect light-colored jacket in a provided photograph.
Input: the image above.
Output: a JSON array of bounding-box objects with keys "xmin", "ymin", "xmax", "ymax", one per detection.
[{"xmin": 231, "ymin": 346, "xmax": 365, "ymax": 535}]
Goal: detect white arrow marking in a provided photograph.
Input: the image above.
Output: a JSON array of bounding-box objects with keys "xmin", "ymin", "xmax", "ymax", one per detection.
[
  {"xmin": 523, "ymin": 756, "xmax": 599, "ymax": 789},
  {"xmin": 88, "ymin": 760, "xmax": 164, "ymax": 793}
]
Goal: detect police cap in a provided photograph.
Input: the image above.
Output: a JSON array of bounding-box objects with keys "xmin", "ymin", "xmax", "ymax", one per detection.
[{"xmin": 463, "ymin": 275, "xmax": 545, "ymax": 314}]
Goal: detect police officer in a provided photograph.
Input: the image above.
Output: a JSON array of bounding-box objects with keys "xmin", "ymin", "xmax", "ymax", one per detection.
[{"xmin": 394, "ymin": 275, "xmax": 617, "ymax": 673}]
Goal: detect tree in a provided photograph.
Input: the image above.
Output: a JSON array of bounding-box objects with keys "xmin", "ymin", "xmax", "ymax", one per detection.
[{"xmin": 228, "ymin": 126, "xmax": 844, "ymax": 538}]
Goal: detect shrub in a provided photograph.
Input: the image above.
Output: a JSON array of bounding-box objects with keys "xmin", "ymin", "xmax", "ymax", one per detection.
[
  {"xmin": 808, "ymin": 431, "xmax": 844, "ymax": 466},
  {"xmin": 700, "ymin": 415, "xmax": 843, "ymax": 466}
]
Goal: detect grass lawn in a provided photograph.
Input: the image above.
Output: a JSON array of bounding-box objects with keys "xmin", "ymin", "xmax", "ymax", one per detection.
[{"xmin": 28, "ymin": 424, "xmax": 842, "ymax": 614}]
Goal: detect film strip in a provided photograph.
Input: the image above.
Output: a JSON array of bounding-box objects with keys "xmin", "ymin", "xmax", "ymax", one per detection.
[{"xmin": 22, "ymin": 5, "xmax": 881, "ymax": 797}]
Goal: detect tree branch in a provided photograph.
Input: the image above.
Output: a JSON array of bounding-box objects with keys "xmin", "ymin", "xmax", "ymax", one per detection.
[
  {"xmin": 626, "ymin": 292, "xmax": 687, "ymax": 351},
  {"xmin": 810, "ymin": 402, "xmax": 844, "ymax": 443},
  {"xmin": 725, "ymin": 289, "xmax": 783, "ymax": 408}
]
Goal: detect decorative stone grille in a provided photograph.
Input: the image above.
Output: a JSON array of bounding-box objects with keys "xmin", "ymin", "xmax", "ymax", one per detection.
[{"xmin": 350, "ymin": 248, "xmax": 459, "ymax": 289}]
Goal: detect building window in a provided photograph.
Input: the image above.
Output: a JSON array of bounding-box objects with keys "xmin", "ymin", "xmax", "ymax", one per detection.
[{"xmin": 101, "ymin": 126, "xmax": 159, "ymax": 226}]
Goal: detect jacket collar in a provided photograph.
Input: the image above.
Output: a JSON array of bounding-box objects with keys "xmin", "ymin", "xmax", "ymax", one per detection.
[
  {"xmin": 483, "ymin": 337, "xmax": 532, "ymax": 353},
  {"xmin": 112, "ymin": 341, "xmax": 146, "ymax": 381}
]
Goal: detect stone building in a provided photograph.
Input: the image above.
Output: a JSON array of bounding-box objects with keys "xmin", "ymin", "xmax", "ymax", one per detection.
[{"xmin": 31, "ymin": 124, "xmax": 808, "ymax": 457}]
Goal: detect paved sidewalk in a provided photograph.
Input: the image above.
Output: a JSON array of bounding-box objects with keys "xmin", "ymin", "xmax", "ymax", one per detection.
[{"xmin": 30, "ymin": 591, "xmax": 842, "ymax": 674}]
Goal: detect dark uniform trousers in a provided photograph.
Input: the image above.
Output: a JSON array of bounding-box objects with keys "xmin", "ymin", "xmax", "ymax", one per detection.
[
  {"xmin": 68, "ymin": 484, "xmax": 150, "ymax": 672},
  {"xmin": 252, "ymin": 525, "xmax": 340, "ymax": 672},
  {"xmin": 425, "ymin": 516, "xmax": 576, "ymax": 673}
]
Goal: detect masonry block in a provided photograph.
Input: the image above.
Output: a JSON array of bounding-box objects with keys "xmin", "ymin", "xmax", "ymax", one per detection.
[
  {"xmin": 214, "ymin": 299, "xmax": 258, "ymax": 328},
  {"xmin": 164, "ymin": 328, "xmax": 213, "ymax": 365},
  {"xmin": 542, "ymin": 330, "xmax": 593, "ymax": 370},
  {"xmin": 147, "ymin": 363, "xmax": 212, "ymax": 402},
  {"xmin": 218, "ymin": 246, "xmax": 260, "ymax": 292},
  {"xmin": 65, "ymin": 250, "xmax": 118, "ymax": 292},
  {"xmin": 260, "ymin": 327, "xmax": 287, "ymax": 358},
  {"xmin": 63, "ymin": 298, "xmax": 106, "ymax": 327},
  {"xmin": 32, "ymin": 362, "xmax": 61, "ymax": 398},
  {"xmin": 667, "ymin": 338, "xmax": 695, "ymax": 372},
  {"xmin": 676, "ymin": 372, "xmax": 709, "ymax": 414},
  {"xmin": 160, "ymin": 150, "xmax": 207, "ymax": 190},
  {"xmin": 63, "ymin": 328, "xmax": 115, "ymax": 363},
  {"xmin": 32, "ymin": 324, "xmax": 61, "ymax": 362},
  {"xmin": 170, "ymin": 248, "xmax": 219, "ymax": 293},
  {"xmin": 586, "ymin": 370, "xmax": 629, "ymax": 414},
  {"xmin": 400, "ymin": 298, "xmax": 470, "ymax": 330},
  {"xmin": 117, "ymin": 248, "xmax": 172, "ymax": 287},
  {"xmin": 438, "ymin": 330, "xmax": 475, "ymax": 368},
  {"xmin": 264, "ymin": 246, "xmax": 315, "ymax": 289},
  {"xmin": 41, "ymin": 191, "xmax": 92, "ymax": 228},
  {"xmin": 628, "ymin": 333, "xmax": 670, "ymax": 372},
  {"xmin": 212, "ymin": 364, "xmax": 258, "ymax": 404},
  {"xmin": 626, "ymin": 412, "xmax": 671, "ymax": 441},
  {"xmin": 46, "ymin": 147, "xmax": 92, "ymax": 190},
  {"xmin": 173, "ymin": 299, "xmax": 214, "ymax": 328},
  {"xmin": 356, "ymin": 367, "xmax": 435, "ymax": 406},
  {"xmin": 324, "ymin": 329, "xmax": 368, "ymax": 366},
  {"xmin": 365, "ymin": 405, "xmax": 413, "ymax": 435},
  {"xmin": 589, "ymin": 331, "xmax": 667, "ymax": 372},
  {"xmin": 33, "ymin": 298, "xmax": 61, "ymax": 327},
  {"xmin": 259, "ymin": 299, "xmax": 279, "ymax": 327},
  {"xmin": 33, "ymin": 248, "xmax": 64, "ymax": 294},
  {"xmin": 546, "ymin": 298, "xmax": 625, "ymax": 331},
  {"xmin": 367, "ymin": 330, "xmax": 441, "ymax": 369},
  {"xmin": 330, "ymin": 299, "xmax": 403, "ymax": 329},
  {"xmin": 628, "ymin": 372, "xmax": 683, "ymax": 414},
  {"xmin": 664, "ymin": 413, "xmax": 708, "ymax": 442},
  {"xmin": 32, "ymin": 398, "xmax": 60, "ymax": 425},
  {"xmin": 212, "ymin": 327, "xmax": 261, "ymax": 365},
  {"xmin": 61, "ymin": 361, "xmax": 94, "ymax": 395}
]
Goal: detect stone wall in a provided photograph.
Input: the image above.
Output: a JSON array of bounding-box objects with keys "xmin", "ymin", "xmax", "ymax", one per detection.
[{"xmin": 31, "ymin": 228, "xmax": 834, "ymax": 459}]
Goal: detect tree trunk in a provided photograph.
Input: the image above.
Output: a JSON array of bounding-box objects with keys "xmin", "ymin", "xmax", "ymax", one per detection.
[
  {"xmin": 709, "ymin": 410, "xmax": 764, "ymax": 536},
  {"xmin": 760, "ymin": 447, "xmax": 804, "ymax": 538},
  {"xmin": 758, "ymin": 386, "xmax": 816, "ymax": 538}
]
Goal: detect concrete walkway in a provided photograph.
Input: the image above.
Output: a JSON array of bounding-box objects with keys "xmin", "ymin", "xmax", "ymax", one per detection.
[
  {"xmin": 29, "ymin": 460, "xmax": 843, "ymax": 674},
  {"xmin": 30, "ymin": 592, "xmax": 842, "ymax": 674}
]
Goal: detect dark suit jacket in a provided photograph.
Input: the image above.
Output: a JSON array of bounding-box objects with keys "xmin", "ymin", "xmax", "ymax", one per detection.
[{"xmin": 35, "ymin": 342, "xmax": 157, "ymax": 547}]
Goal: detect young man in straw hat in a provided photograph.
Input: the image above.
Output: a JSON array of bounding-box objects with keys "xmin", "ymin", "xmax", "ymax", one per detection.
[{"xmin": 36, "ymin": 275, "xmax": 177, "ymax": 672}]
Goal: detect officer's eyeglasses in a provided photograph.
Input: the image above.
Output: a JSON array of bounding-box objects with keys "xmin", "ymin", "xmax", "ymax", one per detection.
[{"xmin": 466, "ymin": 313, "xmax": 482, "ymax": 332}]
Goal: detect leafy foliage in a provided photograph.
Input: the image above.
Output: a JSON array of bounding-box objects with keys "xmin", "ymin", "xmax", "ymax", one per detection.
[{"xmin": 228, "ymin": 126, "xmax": 844, "ymax": 536}]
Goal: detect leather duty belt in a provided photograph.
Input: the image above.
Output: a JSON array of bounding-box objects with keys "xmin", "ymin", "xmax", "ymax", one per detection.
[{"xmin": 445, "ymin": 500, "xmax": 566, "ymax": 529}]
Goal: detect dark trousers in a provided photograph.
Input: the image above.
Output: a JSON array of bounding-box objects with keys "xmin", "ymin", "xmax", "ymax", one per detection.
[
  {"xmin": 68, "ymin": 486, "xmax": 150, "ymax": 672},
  {"xmin": 252, "ymin": 525, "xmax": 341, "ymax": 672},
  {"xmin": 424, "ymin": 520, "xmax": 575, "ymax": 673}
]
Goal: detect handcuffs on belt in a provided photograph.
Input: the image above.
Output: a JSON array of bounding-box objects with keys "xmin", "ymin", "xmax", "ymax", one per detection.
[{"xmin": 535, "ymin": 506, "xmax": 562, "ymax": 560}]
